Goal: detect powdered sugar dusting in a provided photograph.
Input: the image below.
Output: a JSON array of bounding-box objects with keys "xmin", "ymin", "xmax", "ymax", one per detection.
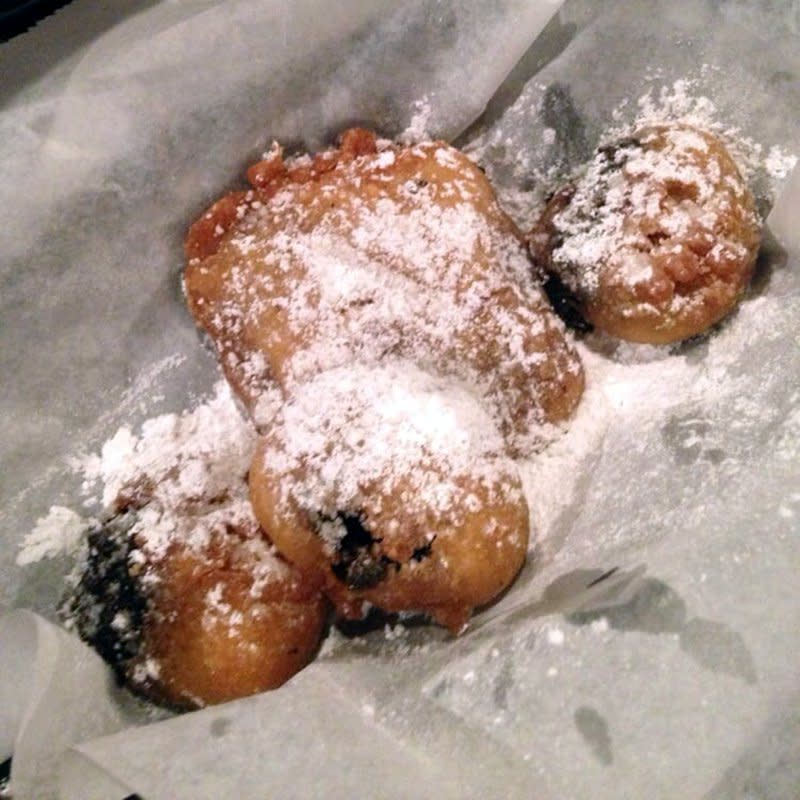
[
  {"xmin": 81, "ymin": 382, "xmax": 275, "ymax": 573},
  {"xmin": 17, "ymin": 506, "xmax": 87, "ymax": 565},
  {"xmin": 29, "ymin": 382, "xmax": 293, "ymax": 605},
  {"xmin": 542, "ymin": 123, "xmax": 759, "ymax": 323},
  {"xmin": 64, "ymin": 381, "xmax": 303, "ymax": 667},
  {"xmin": 81, "ymin": 381, "xmax": 253, "ymax": 520},
  {"xmin": 467, "ymin": 75, "xmax": 796, "ymax": 235},
  {"xmin": 517, "ymin": 359, "xmax": 612, "ymax": 552},
  {"xmin": 264, "ymin": 362, "xmax": 522, "ymax": 531},
  {"xmin": 630, "ymin": 76, "xmax": 796, "ymax": 185},
  {"xmin": 765, "ymin": 146, "xmax": 797, "ymax": 181},
  {"xmin": 400, "ymin": 96, "xmax": 434, "ymax": 144},
  {"xmin": 197, "ymin": 138, "xmax": 581, "ymax": 456}
]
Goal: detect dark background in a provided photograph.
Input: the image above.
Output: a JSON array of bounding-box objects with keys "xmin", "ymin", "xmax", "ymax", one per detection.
[{"xmin": 0, "ymin": 0, "xmax": 74, "ymax": 42}]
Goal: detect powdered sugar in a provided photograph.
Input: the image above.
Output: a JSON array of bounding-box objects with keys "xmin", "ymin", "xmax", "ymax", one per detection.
[
  {"xmin": 467, "ymin": 76, "xmax": 796, "ymax": 237},
  {"xmin": 80, "ymin": 380, "xmax": 254, "ymax": 522},
  {"xmin": 631, "ymin": 76, "xmax": 797, "ymax": 186},
  {"xmin": 197, "ymin": 138, "xmax": 581, "ymax": 456},
  {"xmin": 764, "ymin": 146, "xmax": 797, "ymax": 181},
  {"xmin": 543, "ymin": 122, "xmax": 758, "ymax": 320},
  {"xmin": 400, "ymin": 96, "xmax": 434, "ymax": 144},
  {"xmin": 71, "ymin": 382, "xmax": 259, "ymax": 567},
  {"xmin": 17, "ymin": 506, "xmax": 87, "ymax": 565},
  {"xmin": 517, "ymin": 356, "xmax": 612, "ymax": 551},
  {"xmin": 34, "ymin": 381, "xmax": 291, "ymax": 595},
  {"xmin": 48, "ymin": 380, "xmax": 299, "ymax": 670},
  {"xmin": 263, "ymin": 362, "xmax": 522, "ymax": 529}
]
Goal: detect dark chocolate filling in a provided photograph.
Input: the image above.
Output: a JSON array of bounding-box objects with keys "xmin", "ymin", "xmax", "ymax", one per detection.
[
  {"xmin": 61, "ymin": 513, "xmax": 147, "ymax": 679},
  {"xmin": 318, "ymin": 511, "xmax": 434, "ymax": 591},
  {"xmin": 543, "ymin": 272, "xmax": 593, "ymax": 333},
  {"xmin": 323, "ymin": 512, "xmax": 393, "ymax": 590}
]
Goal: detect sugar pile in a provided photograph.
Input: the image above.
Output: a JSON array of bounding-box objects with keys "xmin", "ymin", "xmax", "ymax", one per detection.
[
  {"xmin": 17, "ymin": 381, "xmax": 265, "ymax": 572},
  {"xmin": 16, "ymin": 506, "xmax": 86, "ymax": 566},
  {"xmin": 262, "ymin": 362, "xmax": 523, "ymax": 538}
]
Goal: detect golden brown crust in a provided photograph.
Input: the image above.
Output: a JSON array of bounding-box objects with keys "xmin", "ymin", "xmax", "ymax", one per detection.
[
  {"xmin": 249, "ymin": 436, "xmax": 528, "ymax": 634},
  {"xmin": 184, "ymin": 129, "xmax": 584, "ymax": 454},
  {"xmin": 182, "ymin": 128, "xmax": 580, "ymax": 632},
  {"xmin": 131, "ymin": 532, "xmax": 327, "ymax": 709},
  {"xmin": 74, "ymin": 390, "xmax": 329, "ymax": 710},
  {"xmin": 530, "ymin": 124, "xmax": 762, "ymax": 344}
]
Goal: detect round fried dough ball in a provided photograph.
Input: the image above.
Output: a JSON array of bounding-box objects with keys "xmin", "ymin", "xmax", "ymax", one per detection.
[
  {"xmin": 131, "ymin": 532, "xmax": 327, "ymax": 709},
  {"xmin": 249, "ymin": 363, "xmax": 530, "ymax": 632},
  {"xmin": 69, "ymin": 518, "xmax": 326, "ymax": 710},
  {"xmin": 529, "ymin": 123, "xmax": 762, "ymax": 344}
]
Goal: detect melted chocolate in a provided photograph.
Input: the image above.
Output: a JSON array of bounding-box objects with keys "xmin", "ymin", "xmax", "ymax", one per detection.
[{"xmin": 62, "ymin": 513, "xmax": 147, "ymax": 677}]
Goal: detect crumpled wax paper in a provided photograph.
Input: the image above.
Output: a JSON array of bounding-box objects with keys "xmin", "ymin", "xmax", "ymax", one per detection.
[
  {"xmin": 1, "ymin": 0, "xmax": 799, "ymax": 798},
  {"xmin": 0, "ymin": 611, "xmax": 141, "ymax": 800}
]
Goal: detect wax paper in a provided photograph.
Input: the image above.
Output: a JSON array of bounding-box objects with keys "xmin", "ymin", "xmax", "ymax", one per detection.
[
  {"xmin": 0, "ymin": 611, "xmax": 139, "ymax": 799},
  {"xmin": 1, "ymin": 0, "xmax": 798, "ymax": 797}
]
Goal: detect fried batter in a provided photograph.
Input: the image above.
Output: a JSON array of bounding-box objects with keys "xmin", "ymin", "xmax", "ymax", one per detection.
[
  {"xmin": 182, "ymin": 129, "xmax": 583, "ymax": 631},
  {"xmin": 69, "ymin": 510, "xmax": 326, "ymax": 709},
  {"xmin": 66, "ymin": 388, "xmax": 327, "ymax": 709},
  {"xmin": 530, "ymin": 123, "xmax": 762, "ymax": 344},
  {"xmin": 185, "ymin": 129, "xmax": 583, "ymax": 455},
  {"xmin": 248, "ymin": 364, "xmax": 529, "ymax": 632},
  {"xmin": 131, "ymin": 529, "xmax": 326, "ymax": 709}
]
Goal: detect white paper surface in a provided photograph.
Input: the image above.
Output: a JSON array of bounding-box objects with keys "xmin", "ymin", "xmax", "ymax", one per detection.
[
  {"xmin": 769, "ymin": 165, "xmax": 800, "ymax": 253},
  {"xmin": 0, "ymin": 611, "xmax": 138, "ymax": 800},
  {"xmin": 1, "ymin": 0, "xmax": 799, "ymax": 798}
]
